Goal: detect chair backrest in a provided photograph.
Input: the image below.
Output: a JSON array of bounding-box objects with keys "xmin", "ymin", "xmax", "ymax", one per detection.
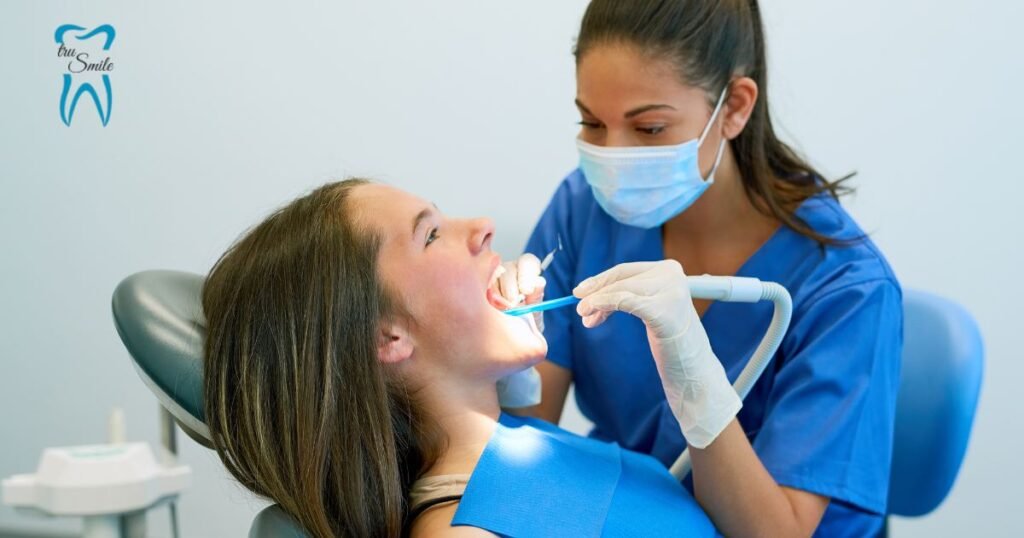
[
  {"xmin": 887, "ymin": 289, "xmax": 984, "ymax": 516},
  {"xmin": 112, "ymin": 270, "xmax": 309, "ymax": 537}
]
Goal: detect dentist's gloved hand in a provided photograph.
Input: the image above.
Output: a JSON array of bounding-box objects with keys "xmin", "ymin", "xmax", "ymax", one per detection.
[
  {"xmin": 494, "ymin": 253, "xmax": 547, "ymax": 317},
  {"xmin": 573, "ymin": 260, "xmax": 740, "ymax": 449},
  {"xmin": 491, "ymin": 253, "xmax": 547, "ymax": 408}
]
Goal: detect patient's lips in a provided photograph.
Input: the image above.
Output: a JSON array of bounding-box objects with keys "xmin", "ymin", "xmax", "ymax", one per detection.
[
  {"xmin": 486, "ymin": 262, "xmax": 511, "ymax": 311},
  {"xmin": 487, "ymin": 287, "xmax": 509, "ymax": 311}
]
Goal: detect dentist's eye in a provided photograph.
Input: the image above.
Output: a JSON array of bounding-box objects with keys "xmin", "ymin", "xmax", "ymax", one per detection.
[
  {"xmin": 637, "ymin": 125, "xmax": 666, "ymax": 135},
  {"xmin": 577, "ymin": 120, "xmax": 602, "ymax": 129},
  {"xmin": 426, "ymin": 227, "xmax": 440, "ymax": 247}
]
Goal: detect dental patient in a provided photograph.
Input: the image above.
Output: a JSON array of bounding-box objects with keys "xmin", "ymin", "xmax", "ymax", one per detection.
[{"xmin": 201, "ymin": 179, "xmax": 714, "ymax": 537}]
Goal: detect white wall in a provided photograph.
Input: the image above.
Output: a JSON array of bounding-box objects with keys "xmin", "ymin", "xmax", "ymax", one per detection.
[{"xmin": 0, "ymin": 1, "xmax": 1018, "ymax": 536}]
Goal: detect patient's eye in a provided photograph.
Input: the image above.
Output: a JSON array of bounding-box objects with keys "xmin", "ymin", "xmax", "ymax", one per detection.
[{"xmin": 426, "ymin": 227, "xmax": 440, "ymax": 247}]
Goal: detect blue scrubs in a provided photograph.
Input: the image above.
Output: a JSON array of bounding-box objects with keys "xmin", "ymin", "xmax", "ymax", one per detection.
[{"xmin": 524, "ymin": 170, "xmax": 903, "ymax": 536}]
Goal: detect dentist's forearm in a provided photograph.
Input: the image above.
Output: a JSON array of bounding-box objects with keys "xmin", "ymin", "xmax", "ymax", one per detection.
[{"xmin": 689, "ymin": 420, "xmax": 828, "ymax": 538}]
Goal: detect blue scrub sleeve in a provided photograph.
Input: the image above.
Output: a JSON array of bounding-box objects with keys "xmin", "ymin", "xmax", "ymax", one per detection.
[
  {"xmin": 524, "ymin": 180, "xmax": 577, "ymax": 370},
  {"xmin": 752, "ymin": 278, "xmax": 902, "ymax": 514}
]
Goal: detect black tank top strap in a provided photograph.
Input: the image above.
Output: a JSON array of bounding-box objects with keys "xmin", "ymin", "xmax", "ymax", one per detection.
[{"xmin": 406, "ymin": 494, "xmax": 464, "ymax": 524}]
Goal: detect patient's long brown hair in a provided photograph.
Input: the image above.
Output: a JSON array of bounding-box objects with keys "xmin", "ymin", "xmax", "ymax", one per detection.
[{"xmin": 201, "ymin": 179, "xmax": 443, "ymax": 537}]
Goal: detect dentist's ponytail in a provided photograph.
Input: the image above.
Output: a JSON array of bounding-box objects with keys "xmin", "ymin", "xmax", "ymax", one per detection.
[{"xmin": 576, "ymin": 0, "xmax": 854, "ymax": 246}]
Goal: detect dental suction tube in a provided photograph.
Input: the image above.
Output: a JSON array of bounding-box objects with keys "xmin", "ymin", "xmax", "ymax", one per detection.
[
  {"xmin": 669, "ymin": 276, "xmax": 793, "ymax": 480},
  {"xmin": 504, "ymin": 276, "xmax": 772, "ymax": 317}
]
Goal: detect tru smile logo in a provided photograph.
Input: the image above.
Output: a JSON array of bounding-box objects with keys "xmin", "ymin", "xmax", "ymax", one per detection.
[{"xmin": 55, "ymin": 24, "xmax": 116, "ymax": 127}]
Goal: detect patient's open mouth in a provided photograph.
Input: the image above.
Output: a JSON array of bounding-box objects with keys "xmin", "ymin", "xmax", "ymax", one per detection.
[
  {"xmin": 486, "ymin": 263, "xmax": 510, "ymax": 311},
  {"xmin": 486, "ymin": 287, "xmax": 508, "ymax": 311}
]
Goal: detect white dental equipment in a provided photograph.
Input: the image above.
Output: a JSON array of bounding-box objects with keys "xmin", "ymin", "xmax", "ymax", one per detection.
[{"xmin": 2, "ymin": 407, "xmax": 191, "ymax": 538}]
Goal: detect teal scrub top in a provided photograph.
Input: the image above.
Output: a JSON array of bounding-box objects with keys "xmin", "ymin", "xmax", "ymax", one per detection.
[{"xmin": 524, "ymin": 170, "xmax": 903, "ymax": 536}]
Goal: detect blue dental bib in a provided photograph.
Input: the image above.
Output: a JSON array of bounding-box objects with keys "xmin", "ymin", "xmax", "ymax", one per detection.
[{"xmin": 450, "ymin": 413, "xmax": 716, "ymax": 537}]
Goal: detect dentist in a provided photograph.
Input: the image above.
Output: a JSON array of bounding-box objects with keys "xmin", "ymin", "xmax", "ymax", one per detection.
[{"xmin": 493, "ymin": 0, "xmax": 902, "ymax": 536}]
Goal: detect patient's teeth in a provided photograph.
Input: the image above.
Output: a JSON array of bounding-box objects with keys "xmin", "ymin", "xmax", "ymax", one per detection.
[{"xmin": 490, "ymin": 265, "xmax": 506, "ymax": 288}]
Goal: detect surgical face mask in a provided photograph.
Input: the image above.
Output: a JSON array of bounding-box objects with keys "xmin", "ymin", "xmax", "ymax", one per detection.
[{"xmin": 576, "ymin": 86, "xmax": 730, "ymax": 229}]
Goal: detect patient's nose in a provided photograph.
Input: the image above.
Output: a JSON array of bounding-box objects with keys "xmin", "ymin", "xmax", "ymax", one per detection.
[{"xmin": 467, "ymin": 218, "xmax": 495, "ymax": 255}]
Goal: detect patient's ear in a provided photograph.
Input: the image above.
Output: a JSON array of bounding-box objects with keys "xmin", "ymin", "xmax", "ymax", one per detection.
[{"xmin": 377, "ymin": 321, "xmax": 414, "ymax": 364}]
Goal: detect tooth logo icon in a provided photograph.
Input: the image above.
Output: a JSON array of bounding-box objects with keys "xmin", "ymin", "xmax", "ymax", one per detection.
[{"xmin": 55, "ymin": 24, "xmax": 116, "ymax": 126}]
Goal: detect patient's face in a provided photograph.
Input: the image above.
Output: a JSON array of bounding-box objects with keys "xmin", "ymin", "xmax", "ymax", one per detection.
[{"xmin": 352, "ymin": 184, "xmax": 547, "ymax": 381}]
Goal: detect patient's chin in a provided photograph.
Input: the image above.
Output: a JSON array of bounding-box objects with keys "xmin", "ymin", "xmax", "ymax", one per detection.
[{"xmin": 502, "ymin": 312, "xmax": 547, "ymax": 358}]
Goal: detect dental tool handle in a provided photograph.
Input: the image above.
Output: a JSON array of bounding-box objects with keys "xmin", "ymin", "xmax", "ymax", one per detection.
[
  {"xmin": 687, "ymin": 275, "xmax": 764, "ymax": 302},
  {"xmin": 538, "ymin": 235, "xmax": 564, "ymax": 272},
  {"xmin": 669, "ymin": 280, "xmax": 792, "ymax": 480},
  {"xmin": 540, "ymin": 251, "xmax": 556, "ymax": 272},
  {"xmin": 504, "ymin": 295, "xmax": 581, "ymax": 316}
]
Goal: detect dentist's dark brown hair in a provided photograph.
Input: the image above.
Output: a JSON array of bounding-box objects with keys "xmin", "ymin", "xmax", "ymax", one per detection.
[
  {"xmin": 201, "ymin": 179, "xmax": 443, "ymax": 537},
  {"xmin": 576, "ymin": 0, "xmax": 854, "ymax": 245}
]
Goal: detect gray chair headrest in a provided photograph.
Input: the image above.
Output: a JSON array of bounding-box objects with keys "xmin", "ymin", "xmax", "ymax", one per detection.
[
  {"xmin": 111, "ymin": 270, "xmax": 211, "ymax": 447},
  {"xmin": 112, "ymin": 270, "xmax": 312, "ymax": 537}
]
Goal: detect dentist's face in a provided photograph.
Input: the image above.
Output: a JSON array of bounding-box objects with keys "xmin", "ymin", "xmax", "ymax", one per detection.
[
  {"xmin": 352, "ymin": 184, "xmax": 547, "ymax": 381},
  {"xmin": 576, "ymin": 43, "xmax": 725, "ymax": 172}
]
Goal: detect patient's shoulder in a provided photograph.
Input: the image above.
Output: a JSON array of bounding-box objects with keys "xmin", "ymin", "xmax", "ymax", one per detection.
[{"xmin": 409, "ymin": 502, "xmax": 498, "ymax": 538}]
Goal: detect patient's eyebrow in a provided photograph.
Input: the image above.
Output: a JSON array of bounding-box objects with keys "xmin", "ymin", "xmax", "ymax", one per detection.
[{"xmin": 411, "ymin": 204, "xmax": 440, "ymax": 238}]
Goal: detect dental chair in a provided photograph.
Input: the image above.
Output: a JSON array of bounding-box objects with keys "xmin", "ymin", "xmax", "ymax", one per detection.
[
  {"xmin": 112, "ymin": 270, "xmax": 984, "ymax": 537},
  {"xmin": 111, "ymin": 270, "xmax": 310, "ymax": 538},
  {"xmin": 886, "ymin": 290, "xmax": 984, "ymax": 524}
]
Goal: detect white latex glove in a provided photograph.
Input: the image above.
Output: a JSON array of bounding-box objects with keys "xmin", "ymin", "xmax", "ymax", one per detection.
[
  {"xmin": 491, "ymin": 253, "xmax": 547, "ymax": 408},
  {"xmin": 573, "ymin": 260, "xmax": 740, "ymax": 449},
  {"xmin": 494, "ymin": 254, "xmax": 547, "ymax": 316}
]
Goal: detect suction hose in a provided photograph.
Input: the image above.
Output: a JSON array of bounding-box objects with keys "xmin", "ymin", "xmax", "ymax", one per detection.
[{"xmin": 668, "ymin": 277, "xmax": 793, "ymax": 480}]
